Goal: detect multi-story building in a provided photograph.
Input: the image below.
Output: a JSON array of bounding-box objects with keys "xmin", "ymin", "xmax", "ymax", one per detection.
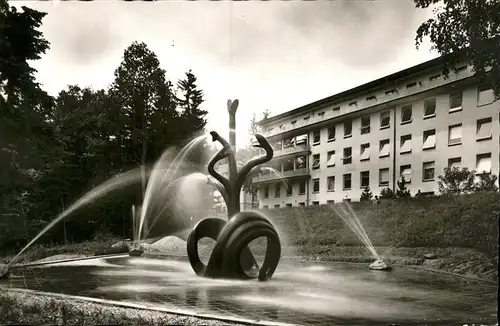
[{"xmin": 253, "ymin": 56, "xmax": 499, "ymax": 208}]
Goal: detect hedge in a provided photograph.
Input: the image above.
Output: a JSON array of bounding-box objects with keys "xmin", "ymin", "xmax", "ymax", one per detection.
[{"xmin": 261, "ymin": 192, "xmax": 500, "ymax": 257}]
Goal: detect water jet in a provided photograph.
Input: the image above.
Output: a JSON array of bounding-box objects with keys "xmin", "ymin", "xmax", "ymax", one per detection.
[
  {"xmin": 0, "ymin": 263, "xmax": 9, "ymax": 279},
  {"xmin": 185, "ymin": 99, "xmax": 281, "ymax": 281}
]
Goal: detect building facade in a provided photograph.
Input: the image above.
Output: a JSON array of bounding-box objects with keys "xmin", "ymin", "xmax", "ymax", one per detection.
[{"xmin": 253, "ymin": 57, "xmax": 500, "ymax": 208}]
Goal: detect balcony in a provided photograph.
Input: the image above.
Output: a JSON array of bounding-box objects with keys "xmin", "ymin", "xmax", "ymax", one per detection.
[
  {"xmin": 263, "ymin": 65, "xmax": 475, "ymax": 139},
  {"xmin": 273, "ymin": 142, "xmax": 310, "ymax": 159},
  {"xmin": 252, "ymin": 168, "xmax": 310, "ymax": 184}
]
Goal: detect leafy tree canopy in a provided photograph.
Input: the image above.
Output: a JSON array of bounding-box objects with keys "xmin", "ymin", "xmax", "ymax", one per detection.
[{"xmin": 414, "ymin": 0, "xmax": 500, "ymax": 98}]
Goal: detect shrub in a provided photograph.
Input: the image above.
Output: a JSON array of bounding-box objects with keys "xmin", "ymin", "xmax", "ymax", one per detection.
[{"xmin": 359, "ymin": 187, "xmax": 373, "ymax": 201}]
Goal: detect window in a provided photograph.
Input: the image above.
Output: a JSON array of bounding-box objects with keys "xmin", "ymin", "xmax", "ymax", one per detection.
[
  {"xmin": 424, "ymin": 98, "xmax": 436, "ymax": 118},
  {"xmin": 343, "ymin": 147, "xmax": 352, "ymax": 164},
  {"xmin": 429, "ymin": 74, "xmax": 441, "ymax": 81},
  {"xmin": 360, "ymin": 143, "xmax": 370, "ymax": 161},
  {"xmin": 423, "ymin": 129, "xmax": 436, "ymax": 150},
  {"xmin": 448, "ymin": 124, "xmax": 462, "ymax": 146},
  {"xmin": 422, "ymin": 161, "xmax": 435, "ymax": 181},
  {"xmin": 343, "ymin": 174, "xmax": 352, "ymax": 190},
  {"xmin": 385, "ymin": 89, "xmax": 398, "ymax": 96},
  {"xmin": 366, "ymin": 95, "xmax": 377, "ymax": 102},
  {"xmin": 263, "ymin": 185, "xmax": 269, "ymax": 198},
  {"xmin": 298, "ymin": 202, "xmax": 305, "ymax": 207},
  {"xmin": 401, "ymin": 105, "xmax": 412, "ymax": 124},
  {"xmin": 360, "ymin": 171, "xmax": 370, "ymax": 188},
  {"xmin": 312, "ymin": 154, "xmax": 320, "ymax": 170},
  {"xmin": 478, "ymin": 84, "xmax": 495, "ymax": 106},
  {"xmin": 312, "ymin": 178, "xmax": 320, "ymax": 193},
  {"xmin": 298, "ymin": 180, "xmax": 306, "ymax": 195},
  {"xmin": 327, "ymin": 151, "xmax": 336, "ymax": 167},
  {"xmin": 312, "ymin": 201, "xmax": 319, "ymax": 206},
  {"xmin": 327, "ymin": 125, "xmax": 336, "ymax": 141},
  {"xmin": 286, "ymin": 203, "xmax": 292, "ymax": 208},
  {"xmin": 274, "ymin": 204, "xmax": 280, "ymax": 208},
  {"xmin": 379, "ymin": 139, "xmax": 390, "ymax": 158},
  {"xmin": 407, "ymin": 82, "xmax": 417, "ymax": 88},
  {"xmin": 312, "ymin": 130, "xmax": 321, "ymax": 144},
  {"xmin": 379, "ymin": 168, "xmax": 390, "ymax": 187},
  {"xmin": 291, "ymin": 120, "xmax": 297, "ymax": 126},
  {"xmin": 275, "ymin": 184, "xmax": 281, "ymax": 197},
  {"xmin": 448, "ymin": 157, "xmax": 461, "ymax": 169},
  {"xmin": 476, "ymin": 153, "xmax": 492, "ymax": 174},
  {"xmin": 361, "ymin": 116, "xmax": 371, "ymax": 134},
  {"xmin": 344, "ymin": 120, "xmax": 352, "ymax": 138},
  {"xmin": 349, "ymin": 101, "xmax": 358, "ymax": 109},
  {"xmin": 282, "ymin": 158, "xmax": 294, "ymax": 171},
  {"xmin": 263, "ymin": 205, "xmax": 269, "ymax": 209},
  {"xmin": 317, "ymin": 111, "xmax": 325, "ymax": 117},
  {"xmin": 449, "ymin": 91, "xmax": 463, "ymax": 112},
  {"xmin": 332, "ymin": 106, "xmax": 340, "ymax": 113},
  {"xmin": 283, "ymin": 137, "xmax": 294, "ymax": 148},
  {"xmin": 271, "ymin": 140, "xmax": 282, "ymax": 151},
  {"xmin": 400, "ymin": 134, "xmax": 412, "ymax": 154},
  {"xmin": 400, "ymin": 165, "xmax": 411, "ymax": 183},
  {"xmin": 455, "ymin": 65, "xmax": 467, "ymax": 73},
  {"xmin": 296, "ymin": 134, "xmax": 307, "ymax": 144},
  {"xmin": 476, "ymin": 117, "xmax": 492, "ymax": 140},
  {"xmin": 327, "ymin": 176, "xmax": 335, "ymax": 192},
  {"xmin": 327, "ymin": 200, "xmax": 335, "ymax": 204},
  {"xmin": 286, "ymin": 183, "xmax": 293, "ymax": 196},
  {"xmin": 304, "ymin": 116, "xmax": 310, "ymax": 122},
  {"xmin": 380, "ymin": 111, "xmax": 390, "ymax": 129},
  {"xmin": 295, "ymin": 156, "xmax": 306, "ymax": 169}
]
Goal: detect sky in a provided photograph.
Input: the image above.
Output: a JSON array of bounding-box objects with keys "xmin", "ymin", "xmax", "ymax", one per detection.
[{"xmin": 12, "ymin": 0, "xmax": 437, "ymax": 149}]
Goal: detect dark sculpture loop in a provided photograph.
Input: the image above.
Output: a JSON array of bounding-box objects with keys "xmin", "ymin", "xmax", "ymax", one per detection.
[{"xmin": 186, "ymin": 127, "xmax": 281, "ymax": 281}]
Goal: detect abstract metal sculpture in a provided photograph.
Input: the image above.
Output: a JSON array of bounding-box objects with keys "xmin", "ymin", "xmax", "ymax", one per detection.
[{"xmin": 186, "ymin": 99, "xmax": 282, "ymax": 281}]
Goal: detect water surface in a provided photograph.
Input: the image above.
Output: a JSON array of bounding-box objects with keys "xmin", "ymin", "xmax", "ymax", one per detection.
[{"xmin": 2, "ymin": 256, "xmax": 497, "ymax": 325}]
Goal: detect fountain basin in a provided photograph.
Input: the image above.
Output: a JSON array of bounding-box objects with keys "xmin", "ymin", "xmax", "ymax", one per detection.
[
  {"xmin": 369, "ymin": 259, "xmax": 392, "ymax": 271},
  {"xmin": 0, "ymin": 263, "xmax": 10, "ymax": 279}
]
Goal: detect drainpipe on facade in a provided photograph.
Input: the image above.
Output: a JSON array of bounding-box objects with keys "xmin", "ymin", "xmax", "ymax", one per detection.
[{"xmin": 392, "ymin": 107, "xmax": 397, "ymax": 193}]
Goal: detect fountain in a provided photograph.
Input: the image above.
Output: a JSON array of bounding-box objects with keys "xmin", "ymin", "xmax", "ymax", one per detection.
[
  {"xmin": 0, "ymin": 99, "xmax": 281, "ymax": 282},
  {"xmin": 330, "ymin": 203, "xmax": 391, "ymax": 271},
  {"xmin": 185, "ymin": 99, "xmax": 281, "ymax": 281}
]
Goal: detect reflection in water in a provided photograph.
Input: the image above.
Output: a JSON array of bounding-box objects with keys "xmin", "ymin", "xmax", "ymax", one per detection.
[{"xmin": 3, "ymin": 256, "xmax": 497, "ymax": 326}]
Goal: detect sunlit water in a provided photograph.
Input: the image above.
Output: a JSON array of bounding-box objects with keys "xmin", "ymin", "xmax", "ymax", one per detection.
[
  {"xmin": 137, "ymin": 135, "xmax": 209, "ymax": 241},
  {"xmin": 3, "ymin": 256, "xmax": 496, "ymax": 325},
  {"xmin": 9, "ymin": 168, "xmax": 146, "ymax": 267},
  {"xmin": 330, "ymin": 203, "xmax": 381, "ymax": 261},
  {"xmin": 8, "ymin": 134, "xmax": 212, "ymax": 267}
]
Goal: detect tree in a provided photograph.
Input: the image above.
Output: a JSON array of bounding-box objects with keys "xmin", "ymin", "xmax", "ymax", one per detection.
[
  {"xmin": 379, "ymin": 188, "xmax": 395, "ymax": 199},
  {"xmin": 176, "ymin": 69, "xmax": 207, "ymax": 134},
  {"xmin": 360, "ymin": 187, "xmax": 373, "ymax": 202},
  {"xmin": 414, "ymin": 0, "xmax": 500, "ymax": 98},
  {"xmin": 438, "ymin": 166, "xmax": 476, "ymax": 195},
  {"xmin": 109, "ymin": 41, "xmax": 178, "ymax": 198},
  {"xmin": 396, "ymin": 178, "xmax": 411, "ymax": 198},
  {"xmin": 475, "ymin": 173, "xmax": 499, "ymax": 192}
]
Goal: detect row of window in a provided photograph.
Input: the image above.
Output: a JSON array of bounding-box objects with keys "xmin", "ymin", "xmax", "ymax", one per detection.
[
  {"xmin": 308, "ymin": 117, "xmax": 494, "ymax": 169},
  {"xmin": 261, "ymin": 153, "xmax": 493, "ymax": 198},
  {"xmin": 268, "ymin": 83, "xmax": 495, "ymax": 139}
]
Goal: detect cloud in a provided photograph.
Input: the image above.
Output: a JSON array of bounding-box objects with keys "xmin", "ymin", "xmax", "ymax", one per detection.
[{"xmin": 10, "ymin": 0, "xmax": 436, "ymax": 148}]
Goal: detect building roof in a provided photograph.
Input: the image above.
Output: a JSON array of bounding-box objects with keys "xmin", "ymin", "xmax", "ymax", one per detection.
[{"xmin": 258, "ymin": 55, "xmax": 451, "ymax": 126}]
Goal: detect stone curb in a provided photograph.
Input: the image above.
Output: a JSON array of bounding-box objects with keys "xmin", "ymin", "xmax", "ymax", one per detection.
[{"xmin": 4, "ymin": 288, "xmax": 301, "ymax": 326}]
